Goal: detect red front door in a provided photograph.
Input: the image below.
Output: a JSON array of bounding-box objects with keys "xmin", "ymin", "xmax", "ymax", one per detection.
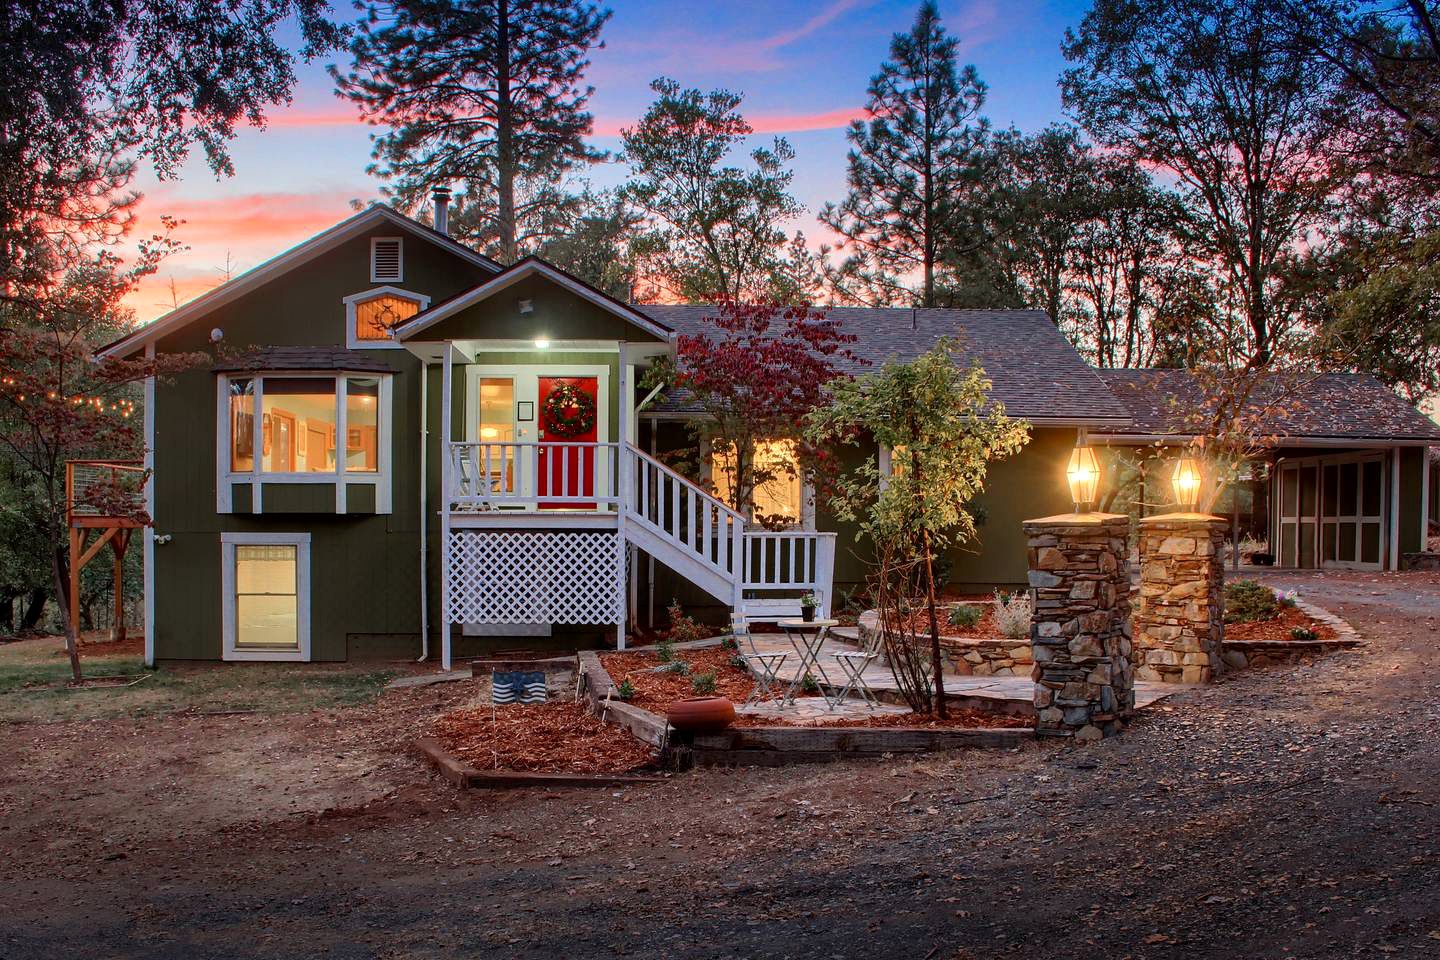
[{"xmin": 537, "ymin": 376, "xmax": 598, "ymax": 508}]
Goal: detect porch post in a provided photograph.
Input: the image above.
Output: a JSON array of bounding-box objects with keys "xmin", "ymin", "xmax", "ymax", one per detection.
[
  {"xmin": 1390, "ymin": 446, "xmax": 1402, "ymax": 571},
  {"xmin": 615, "ymin": 341, "xmax": 630, "ymax": 649},
  {"xmin": 440, "ymin": 346, "xmax": 454, "ymax": 671}
]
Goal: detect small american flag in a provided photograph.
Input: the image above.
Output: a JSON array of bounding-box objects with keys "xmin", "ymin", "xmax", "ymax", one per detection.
[{"xmin": 492, "ymin": 670, "xmax": 547, "ymax": 704}]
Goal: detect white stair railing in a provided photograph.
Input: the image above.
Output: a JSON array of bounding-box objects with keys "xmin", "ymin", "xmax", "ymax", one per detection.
[{"xmin": 625, "ymin": 443, "xmax": 744, "ymax": 583}]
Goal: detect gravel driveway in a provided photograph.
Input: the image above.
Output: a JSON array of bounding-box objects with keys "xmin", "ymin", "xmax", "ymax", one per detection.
[{"xmin": 2, "ymin": 571, "xmax": 1438, "ymax": 959}]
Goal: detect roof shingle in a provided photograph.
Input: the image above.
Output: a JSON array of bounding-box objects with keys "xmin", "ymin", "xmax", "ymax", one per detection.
[{"xmin": 635, "ymin": 305, "xmax": 1132, "ymax": 423}]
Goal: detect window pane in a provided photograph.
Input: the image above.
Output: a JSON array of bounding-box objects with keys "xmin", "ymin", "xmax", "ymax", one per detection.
[
  {"xmin": 262, "ymin": 377, "xmax": 336, "ymax": 473},
  {"xmin": 345, "ymin": 377, "xmax": 380, "ymax": 473},
  {"xmin": 235, "ymin": 544, "xmax": 298, "ymax": 650},
  {"xmin": 888, "ymin": 444, "xmax": 909, "ymax": 477},
  {"xmin": 355, "ymin": 294, "xmax": 420, "ymax": 341},
  {"xmin": 710, "ymin": 440, "xmax": 801, "ymax": 524},
  {"xmin": 477, "ymin": 378, "xmax": 516, "ymax": 493},
  {"xmin": 230, "ymin": 378, "xmax": 254, "ymax": 472}
]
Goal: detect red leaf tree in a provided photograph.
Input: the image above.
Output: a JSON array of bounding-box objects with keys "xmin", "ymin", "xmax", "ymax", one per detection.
[{"xmin": 648, "ymin": 301, "xmax": 862, "ymax": 527}]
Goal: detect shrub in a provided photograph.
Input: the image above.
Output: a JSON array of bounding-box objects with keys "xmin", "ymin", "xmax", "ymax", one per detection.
[
  {"xmin": 1225, "ymin": 580, "xmax": 1280, "ymax": 624},
  {"xmin": 947, "ymin": 603, "xmax": 984, "ymax": 629},
  {"xmin": 720, "ymin": 635, "xmax": 739, "ymax": 651},
  {"xmin": 615, "ymin": 679, "xmax": 635, "ymax": 701},
  {"xmin": 666, "ymin": 598, "xmax": 709, "ymax": 643},
  {"xmin": 728, "ymin": 653, "xmax": 748, "ymax": 671},
  {"xmin": 992, "ymin": 590, "xmax": 1033, "ymax": 639},
  {"xmin": 801, "ymin": 672, "xmax": 820, "ymax": 694},
  {"xmin": 655, "ymin": 636, "xmax": 677, "ymax": 664},
  {"xmin": 1290, "ymin": 626, "xmax": 1319, "ymax": 642},
  {"xmin": 691, "ymin": 671, "xmax": 718, "ymax": 694}
]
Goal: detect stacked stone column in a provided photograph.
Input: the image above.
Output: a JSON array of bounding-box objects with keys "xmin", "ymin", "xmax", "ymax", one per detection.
[
  {"xmin": 1134, "ymin": 514, "xmax": 1227, "ymax": 683},
  {"xmin": 1024, "ymin": 513, "xmax": 1134, "ymax": 741}
]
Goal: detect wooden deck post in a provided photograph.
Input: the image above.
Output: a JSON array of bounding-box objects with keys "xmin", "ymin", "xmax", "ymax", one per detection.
[
  {"xmin": 110, "ymin": 529, "xmax": 130, "ymax": 642},
  {"xmin": 440, "ymin": 346, "xmax": 454, "ymax": 672},
  {"xmin": 616, "ymin": 341, "xmax": 631, "ymax": 649}
]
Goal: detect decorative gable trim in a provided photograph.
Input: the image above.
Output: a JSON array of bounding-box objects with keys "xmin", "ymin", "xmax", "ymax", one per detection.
[
  {"xmin": 396, "ymin": 257, "xmax": 675, "ymax": 344},
  {"xmin": 95, "ymin": 205, "xmax": 500, "ymax": 361},
  {"xmin": 343, "ymin": 285, "xmax": 432, "ymax": 350},
  {"xmin": 370, "ymin": 237, "xmax": 404, "ymax": 283}
]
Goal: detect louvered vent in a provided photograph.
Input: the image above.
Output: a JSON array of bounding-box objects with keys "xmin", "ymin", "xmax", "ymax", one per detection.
[{"xmin": 370, "ymin": 237, "xmax": 403, "ymax": 282}]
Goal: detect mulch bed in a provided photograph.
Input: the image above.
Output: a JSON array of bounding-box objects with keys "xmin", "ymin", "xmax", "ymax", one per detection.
[
  {"xmin": 430, "ymin": 701, "xmax": 656, "ymax": 775},
  {"xmin": 601, "ymin": 646, "xmax": 805, "ymax": 712},
  {"xmin": 894, "ymin": 604, "xmax": 1007, "ymax": 640},
  {"xmin": 1225, "ymin": 605, "xmax": 1336, "ymax": 643}
]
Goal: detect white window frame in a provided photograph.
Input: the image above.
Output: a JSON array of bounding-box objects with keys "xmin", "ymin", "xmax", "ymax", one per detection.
[
  {"xmin": 343, "ymin": 286, "xmax": 431, "ymax": 350},
  {"xmin": 217, "ymin": 371, "xmax": 394, "ymax": 514},
  {"xmin": 221, "ymin": 532, "xmax": 311, "ymax": 662},
  {"xmin": 700, "ymin": 436, "xmax": 815, "ymax": 531},
  {"xmin": 370, "ymin": 236, "xmax": 404, "ymax": 283}
]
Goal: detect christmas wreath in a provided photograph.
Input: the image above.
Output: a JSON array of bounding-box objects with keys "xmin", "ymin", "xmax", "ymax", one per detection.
[{"xmin": 542, "ymin": 382, "xmax": 597, "ymax": 438}]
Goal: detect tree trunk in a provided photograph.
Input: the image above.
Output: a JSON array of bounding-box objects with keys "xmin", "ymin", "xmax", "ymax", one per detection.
[
  {"xmin": 495, "ymin": 0, "xmax": 517, "ymax": 263},
  {"xmin": 51, "ymin": 546, "xmax": 81, "ymax": 682},
  {"xmin": 921, "ymin": 528, "xmax": 947, "ymax": 719},
  {"xmin": 19, "ymin": 587, "xmax": 46, "ymax": 630}
]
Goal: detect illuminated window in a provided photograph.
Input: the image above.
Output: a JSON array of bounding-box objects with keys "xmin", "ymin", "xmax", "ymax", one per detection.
[
  {"xmin": 354, "ymin": 294, "xmax": 421, "ymax": 342},
  {"xmin": 230, "ymin": 378, "xmax": 255, "ymax": 471},
  {"xmin": 477, "ymin": 378, "xmax": 515, "ymax": 493},
  {"xmin": 345, "ymin": 377, "xmax": 380, "ymax": 472},
  {"xmin": 234, "ymin": 545, "xmax": 299, "ymax": 649},
  {"xmin": 223, "ymin": 533, "xmax": 310, "ymax": 661},
  {"xmin": 262, "ymin": 378, "xmax": 337, "ymax": 473},
  {"xmin": 711, "ymin": 439, "xmax": 803, "ymax": 525}
]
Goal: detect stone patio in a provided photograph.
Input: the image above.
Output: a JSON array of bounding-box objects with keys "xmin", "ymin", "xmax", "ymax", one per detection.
[{"xmin": 744, "ymin": 633, "xmax": 1177, "ymax": 714}]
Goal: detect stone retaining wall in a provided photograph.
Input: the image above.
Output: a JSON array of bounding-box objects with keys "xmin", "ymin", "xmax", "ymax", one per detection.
[
  {"xmin": 938, "ymin": 636, "xmax": 1033, "ymax": 676},
  {"xmin": 1135, "ymin": 514, "xmax": 1227, "ymax": 683},
  {"xmin": 1024, "ymin": 513, "xmax": 1134, "ymax": 740}
]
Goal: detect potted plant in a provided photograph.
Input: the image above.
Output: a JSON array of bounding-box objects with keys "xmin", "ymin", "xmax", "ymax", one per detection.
[{"xmin": 800, "ymin": 592, "xmax": 819, "ymax": 622}]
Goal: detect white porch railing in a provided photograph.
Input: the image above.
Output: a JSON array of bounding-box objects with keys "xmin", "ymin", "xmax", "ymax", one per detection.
[
  {"xmin": 445, "ymin": 439, "xmax": 838, "ymax": 618},
  {"xmin": 448, "ymin": 441, "xmax": 620, "ymax": 509}
]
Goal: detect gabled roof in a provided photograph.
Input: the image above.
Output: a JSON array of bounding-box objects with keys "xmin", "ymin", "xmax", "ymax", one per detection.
[
  {"xmin": 96, "ymin": 205, "xmax": 502, "ymax": 360},
  {"xmin": 637, "ymin": 305, "xmax": 1133, "ymax": 425},
  {"xmin": 396, "ymin": 256, "xmax": 674, "ymax": 343},
  {"xmin": 1096, "ymin": 368, "xmax": 1440, "ymax": 444}
]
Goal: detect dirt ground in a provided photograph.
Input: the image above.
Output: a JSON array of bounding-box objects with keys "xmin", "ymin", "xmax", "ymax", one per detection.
[{"xmin": 3, "ymin": 571, "xmax": 1439, "ymax": 959}]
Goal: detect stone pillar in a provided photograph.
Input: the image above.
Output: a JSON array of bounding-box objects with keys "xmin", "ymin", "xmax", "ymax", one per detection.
[
  {"xmin": 1024, "ymin": 513, "xmax": 1134, "ymax": 741},
  {"xmin": 1134, "ymin": 513, "xmax": 1226, "ymax": 683}
]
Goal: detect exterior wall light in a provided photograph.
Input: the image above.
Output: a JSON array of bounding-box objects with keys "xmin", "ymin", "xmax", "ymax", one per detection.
[
  {"xmin": 1066, "ymin": 443, "xmax": 1101, "ymax": 513},
  {"xmin": 533, "ymin": 338, "xmax": 549, "ymax": 349},
  {"xmin": 1171, "ymin": 455, "xmax": 1203, "ymax": 512}
]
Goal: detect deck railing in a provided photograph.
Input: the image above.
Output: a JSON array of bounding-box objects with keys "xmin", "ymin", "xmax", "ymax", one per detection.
[
  {"xmin": 65, "ymin": 460, "xmax": 148, "ymax": 527},
  {"xmin": 741, "ymin": 530, "xmax": 837, "ymax": 595},
  {"xmin": 448, "ymin": 441, "xmax": 620, "ymax": 509}
]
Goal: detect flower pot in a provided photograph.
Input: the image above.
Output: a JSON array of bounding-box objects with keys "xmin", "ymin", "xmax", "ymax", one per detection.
[
  {"xmin": 801, "ymin": 606, "xmax": 816, "ymax": 623},
  {"xmin": 666, "ymin": 696, "xmax": 735, "ymax": 733}
]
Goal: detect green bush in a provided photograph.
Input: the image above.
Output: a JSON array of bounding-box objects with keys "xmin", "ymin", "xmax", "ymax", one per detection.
[
  {"xmin": 947, "ymin": 603, "xmax": 984, "ymax": 629},
  {"xmin": 655, "ymin": 637, "xmax": 677, "ymax": 664},
  {"xmin": 691, "ymin": 671, "xmax": 717, "ymax": 695},
  {"xmin": 615, "ymin": 679, "xmax": 635, "ymax": 701},
  {"xmin": 1225, "ymin": 580, "xmax": 1280, "ymax": 624},
  {"xmin": 1290, "ymin": 626, "xmax": 1318, "ymax": 642}
]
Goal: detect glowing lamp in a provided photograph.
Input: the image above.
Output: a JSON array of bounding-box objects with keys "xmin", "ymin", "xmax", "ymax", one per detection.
[
  {"xmin": 533, "ymin": 338, "xmax": 550, "ymax": 349},
  {"xmin": 480, "ymin": 426, "xmax": 500, "ymax": 440},
  {"xmin": 1066, "ymin": 444, "xmax": 1101, "ymax": 513},
  {"xmin": 1171, "ymin": 456, "xmax": 1203, "ymax": 512}
]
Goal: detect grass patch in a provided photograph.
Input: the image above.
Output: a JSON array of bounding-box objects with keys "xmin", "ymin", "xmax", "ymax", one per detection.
[{"xmin": 0, "ymin": 637, "xmax": 395, "ymax": 724}]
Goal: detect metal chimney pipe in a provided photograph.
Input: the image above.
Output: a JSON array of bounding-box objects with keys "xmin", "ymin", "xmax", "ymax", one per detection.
[{"xmin": 432, "ymin": 185, "xmax": 452, "ymax": 235}]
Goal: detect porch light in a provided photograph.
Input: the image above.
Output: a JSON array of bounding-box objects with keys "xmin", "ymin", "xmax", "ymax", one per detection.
[
  {"xmin": 1171, "ymin": 456, "xmax": 1203, "ymax": 512},
  {"xmin": 534, "ymin": 338, "xmax": 550, "ymax": 349},
  {"xmin": 1066, "ymin": 443, "xmax": 1101, "ymax": 513}
]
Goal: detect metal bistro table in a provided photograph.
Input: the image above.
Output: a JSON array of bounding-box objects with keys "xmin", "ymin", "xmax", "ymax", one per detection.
[{"xmin": 778, "ymin": 618, "xmax": 840, "ymax": 708}]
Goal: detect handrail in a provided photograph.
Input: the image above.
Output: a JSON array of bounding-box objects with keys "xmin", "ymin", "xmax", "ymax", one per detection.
[
  {"xmin": 624, "ymin": 443, "xmax": 744, "ymax": 525},
  {"xmin": 448, "ymin": 441, "xmax": 620, "ymax": 507}
]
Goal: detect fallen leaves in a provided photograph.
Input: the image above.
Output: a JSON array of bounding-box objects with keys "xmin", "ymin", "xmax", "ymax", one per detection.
[{"xmin": 431, "ymin": 702, "xmax": 655, "ymax": 774}]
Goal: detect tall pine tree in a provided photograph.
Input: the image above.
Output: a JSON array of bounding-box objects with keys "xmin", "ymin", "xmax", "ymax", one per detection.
[
  {"xmin": 333, "ymin": 0, "xmax": 610, "ymax": 262},
  {"xmin": 820, "ymin": 1, "xmax": 991, "ymax": 308}
]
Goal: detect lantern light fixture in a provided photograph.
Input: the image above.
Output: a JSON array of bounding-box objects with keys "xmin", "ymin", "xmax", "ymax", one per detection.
[
  {"xmin": 1066, "ymin": 442, "xmax": 1101, "ymax": 513},
  {"xmin": 1171, "ymin": 456, "xmax": 1203, "ymax": 512}
]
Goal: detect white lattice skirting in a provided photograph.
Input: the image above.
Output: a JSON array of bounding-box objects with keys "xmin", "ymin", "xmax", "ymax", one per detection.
[{"xmin": 446, "ymin": 530, "xmax": 624, "ymax": 625}]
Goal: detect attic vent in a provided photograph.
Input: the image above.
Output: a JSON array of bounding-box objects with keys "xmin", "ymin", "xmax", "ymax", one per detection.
[{"xmin": 370, "ymin": 237, "xmax": 403, "ymax": 282}]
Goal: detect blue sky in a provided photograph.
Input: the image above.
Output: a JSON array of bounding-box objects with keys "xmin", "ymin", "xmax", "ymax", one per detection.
[{"xmin": 126, "ymin": 0, "xmax": 1093, "ymax": 317}]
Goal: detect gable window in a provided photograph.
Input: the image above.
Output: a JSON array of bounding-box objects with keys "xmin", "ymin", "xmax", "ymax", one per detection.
[
  {"xmin": 710, "ymin": 439, "xmax": 807, "ymax": 527},
  {"xmin": 370, "ymin": 237, "xmax": 403, "ymax": 282},
  {"xmin": 343, "ymin": 287, "xmax": 430, "ymax": 349},
  {"xmin": 222, "ymin": 533, "xmax": 310, "ymax": 661}
]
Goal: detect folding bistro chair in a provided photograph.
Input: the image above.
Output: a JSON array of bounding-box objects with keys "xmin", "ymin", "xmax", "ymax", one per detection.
[
  {"xmin": 731, "ymin": 615, "xmax": 788, "ymax": 706},
  {"xmin": 831, "ymin": 622, "xmax": 881, "ymax": 709}
]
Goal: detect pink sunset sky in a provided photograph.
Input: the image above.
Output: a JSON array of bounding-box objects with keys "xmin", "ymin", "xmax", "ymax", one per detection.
[{"xmin": 122, "ymin": 0, "xmax": 1088, "ymax": 320}]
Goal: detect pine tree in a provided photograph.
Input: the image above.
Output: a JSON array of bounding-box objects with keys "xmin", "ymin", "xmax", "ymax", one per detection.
[
  {"xmin": 820, "ymin": 1, "xmax": 991, "ymax": 308},
  {"xmin": 334, "ymin": 0, "xmax": 610, "ymax": 262}
]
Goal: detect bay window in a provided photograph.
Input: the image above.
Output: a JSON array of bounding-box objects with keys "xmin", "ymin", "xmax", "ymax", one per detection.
[{"xmin": 219, "ymin": 372, "xmax": 392, "ymax": 513}]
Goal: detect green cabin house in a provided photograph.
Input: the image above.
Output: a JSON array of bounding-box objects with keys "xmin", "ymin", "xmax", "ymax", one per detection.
[{"xmin": 96, "ymin": 193, "xmax": 1440, "ymax": 669}]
